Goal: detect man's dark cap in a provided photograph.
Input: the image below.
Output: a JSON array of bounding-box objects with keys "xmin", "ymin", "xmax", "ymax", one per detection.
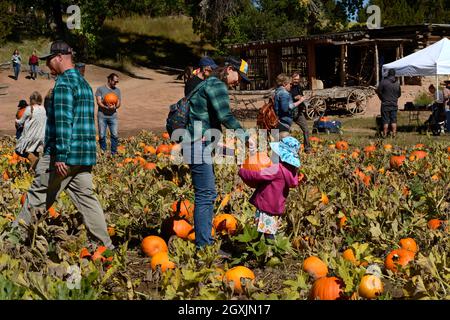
[
  {"xmin": 39, "ymin": 40, "xmax": 74, "ymax": 60},
  {"xmin": 387, "ymin": 69, "xmax": 396, "ymax": 77}
]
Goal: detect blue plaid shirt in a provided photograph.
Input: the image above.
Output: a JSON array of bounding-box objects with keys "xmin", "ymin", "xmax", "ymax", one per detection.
[{"xmin": 44, "ymin": 68, "xmax": 97, "ymax": 165}]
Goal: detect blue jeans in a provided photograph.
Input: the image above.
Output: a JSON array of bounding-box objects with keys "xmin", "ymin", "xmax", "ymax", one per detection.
[
  {"xmin": 13, "ymin": 63, "xmax": 20, "ymax": 79},
  {"xmin": 184, "ymin": 142, "xmax": 217, "ymax": 248},
  {"xmin": 98, "ymin": 111, "xmax": 118, "ymax": 154}
]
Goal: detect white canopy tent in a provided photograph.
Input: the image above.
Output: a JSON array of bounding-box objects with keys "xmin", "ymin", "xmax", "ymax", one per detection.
[{"xmin": 382, "ymin": 37, "xmax": 450, "ymax": 99}]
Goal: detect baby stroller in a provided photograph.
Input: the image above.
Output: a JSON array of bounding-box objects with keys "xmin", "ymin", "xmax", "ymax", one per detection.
[{"xmin": 420, "ymin": 103, "xmax": 447, "ymax": 136}]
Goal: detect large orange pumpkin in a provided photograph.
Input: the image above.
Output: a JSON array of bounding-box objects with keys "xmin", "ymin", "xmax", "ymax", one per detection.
[
  {"xmin": 398, "ymin": 237, "xmax": 419, "ymax": 253},
  {"xmin": 213, "ymin": 213, "xmax": 238, "ymax": 235},
  {"xmin": 385, "ymin": 249, "xmax": 415, "ymax": 272},
  {"xmin": 104, "ymin": 92, "xmax": 119, "ymax": 106},
  {"xmin": 172, "ymin": 219, "xmax": 194, "ymax": 239},
  {"xmin": 390, "ymin": 155, "xmax": 406, "ymax": 169},
  {"xmin": 223, "ymin": 266, "xmax": 255, "ymax": 294},
  {"xmin": 310, "ymin": 276, "xmax": 344, "ymax": 300},
  {"xmin": 358, "ymin": 275, "xmax": 384, "ymax": 299},
  {"xmin": 151, "ymin": 252, "xmax": 175, "ymax": 272},
  {"xmin": 302, "ymin": 256, "xmax": 328, "ymax": 279},
  {"xmin": 364, "ymin": 145, "xmax": 376, "ymax": 155},
  {"xmin": 242, "ymin": 152, "xmax": 272, "ymax": 171},
  {"xmin": 141, "ymin": 235, "xmax": 168, "ymax": 257},
  {"xmin": 335, "ymin": 141, "xmax": 349, "ymax": 150},
  {"xmin": 171, "ymin": 199, "xmax": 194, "ymax": 220},
  {"xmin": 342, "ymin": 248, "xmax": 358, "ymax": 265}
]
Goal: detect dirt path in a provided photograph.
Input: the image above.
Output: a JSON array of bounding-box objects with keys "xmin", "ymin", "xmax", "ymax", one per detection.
[
  {"xmin": 0, "ymin": 64, "xmax": 185, "ymax": 137},
  {"xmin": 0, "ymin": 64, "xmax": 429, "ymax": 137}
]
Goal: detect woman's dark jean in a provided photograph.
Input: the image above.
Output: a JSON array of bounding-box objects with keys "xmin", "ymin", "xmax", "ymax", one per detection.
[
  {"xmin": 13, "ymin": 63, "xmax": 20, "ymax": 79},
  {"xmin": 184, "ymin": 142, "xmax": 217, "ymax": 248}
]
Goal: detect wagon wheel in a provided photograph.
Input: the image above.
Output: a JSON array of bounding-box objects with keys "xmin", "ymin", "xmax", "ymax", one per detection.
[
  {"xmin": 346, "ymin": 89, "xmax": 367, "ymax": 115},
  {"xmin": 305, "ymin": 97, "xmax": 327, "ymax": 120}
]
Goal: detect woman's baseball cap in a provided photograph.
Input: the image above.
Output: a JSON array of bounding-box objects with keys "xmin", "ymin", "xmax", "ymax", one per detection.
[
  {"xmin": 39, "ymin": 40, "xmax": 74, "ymax": 60},
  {"xmin": 225, "ymin": 57, "xmax": 250, "ymax": 83},
  {"xmin": 269, "ymin": 136, "xmax": 301, "ymax": 168}
]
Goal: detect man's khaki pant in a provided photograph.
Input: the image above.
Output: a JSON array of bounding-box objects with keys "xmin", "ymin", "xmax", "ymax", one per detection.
[{"xmin": 16, "ymin": 154, "xmax": 112, "ymax": 248}]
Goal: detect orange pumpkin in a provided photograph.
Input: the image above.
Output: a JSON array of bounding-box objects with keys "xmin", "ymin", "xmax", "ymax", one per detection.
[
  {"xmin": 48, "ymin": 206, "xmax": 59, "ymax": 218},
  {"xmin": 144, "ymin": 162, "xmax": 156, "ymax": 170},
  {"xmin": 223, "ymin": 266, "xmax": 255, "ymax": 294},
  {"xmin": 310, "ymin": 276, "xmax": 345, "ymax": 300},
  {"xmin": 321, "ymin": 193, "xmax": 329, "ymax": 205},
  {"xmin": 364, "ymin": 145, "xmax": 376, "ymax": 155},
  {"xmin": 342, "ymin": 248, "xmax": 358, "ymax": 265},
  {"xmin": 390, "ymin": 155, "xmax": 406, "ymax": 169},
  {"xmin": 335, "ymin": 141, "xmax": 349, "ymax": 150},
  {"xmin": 309, "ymin": 136, "xmax": 321, "ymax": 143},
  {"xmin": 156, "ymin": 144, "xmax": 172, "ymax": 155},
  {"xmin": 414, "ymin": 143, "xmax": 425, "ymax": 149},
  {"xmin": 92, "ymin": 246, "xmax": 113, "ymax": 263},
  {"xmin": 162, "ymin": 132, "xmax": 170, "ymax": 140},
  {"xmin": 171, "ymin": 199, "xmax": 194, "ymax": 220},
  {"xmin": 358, "ymin": 275, "xmax": 384, "ymax": 299},
  {"xmin": 141, "ymin": 235, "xmax": 168, "ymax": 257},
  {"xmin": 385, "ymin": 249, "xmax": 415, "ymax": 273},
  {"xmin": 144, "ymin": 145, "xmax": 156, "ymax": 154},
  {"xmin": 151, "ymin": 252, "xmax": 175, "ymax": 272},
  {"xmin": 427, "ymin": 219, "xmax": 445, "ymax": 230},
  {"xmin": 302, "ymin": 256, "xmax": 328, "ymax": 279},
  {"xmin": 213, "ymin": 213, "xmax": 238, "ymax": 235},
  {"xmin": 187, "ymin": 227, "xmax": 215, "ymax": 242},
  {"xmin": 447, "ymin": 146, "xmax": 450, "ymax": 153},
  {"xmin": 242, "ymin": 152, "xmax": 272, "ymax": 171},
  {"xmin": 398, "ymin": 238, "xmax": 419, "ymax": 253},
  {"xmin": 409, "ymin": 150, "xmax": 427, "ymax": 161},
  {"xmin": 104, "ymin": 92, "xmax": 119, "ymax": 106},
  {"xmin": 80, "ymin": 247, "xmax": 91, "ymax": 259},
  {"xmin": 172, "ymin": 219, "xmax": 194, "ymax": 239},
  {"xmin": 339, "ymin": 215, "xmax": 347, "ymax": 229},
  {"xmin": 383, "ymin": 144, "xmax": 393, "ymax": 151}
]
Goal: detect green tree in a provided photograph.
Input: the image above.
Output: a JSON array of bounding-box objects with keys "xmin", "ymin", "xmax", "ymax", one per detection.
[{"xmin": 0, "ymin": 1, "xmax": 13, "ymax": 44}]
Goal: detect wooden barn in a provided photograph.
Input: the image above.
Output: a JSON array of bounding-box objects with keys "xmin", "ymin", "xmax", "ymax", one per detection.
[{"xmin": 228, "ymin": 24, "xmax": 450, "ymax": 90}]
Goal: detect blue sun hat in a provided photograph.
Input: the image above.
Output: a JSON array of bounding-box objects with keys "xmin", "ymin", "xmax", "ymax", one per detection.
[{"xmin": 269, "ymin": 136, "xmax": 301, "ymax": 168}]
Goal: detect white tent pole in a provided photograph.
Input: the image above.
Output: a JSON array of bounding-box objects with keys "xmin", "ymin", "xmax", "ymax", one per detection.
[{"xmin": 436, "ymin": 74, "xmax": 439, "ymax": 100}]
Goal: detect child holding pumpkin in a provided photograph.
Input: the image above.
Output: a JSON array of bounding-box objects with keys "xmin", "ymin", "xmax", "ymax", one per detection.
[{"xmin": 238, "ymin": 136, "xmax": 300, "ymax": 239}]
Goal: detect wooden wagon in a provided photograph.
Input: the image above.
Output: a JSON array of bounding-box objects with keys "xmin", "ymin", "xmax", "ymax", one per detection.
[
  {"xmin": 302, "ymin": 86, "xmax": 376, "ymax": 119},
  {"xmin": 229, "ymin": 86, "xmax": 376, "ymax": 121}
]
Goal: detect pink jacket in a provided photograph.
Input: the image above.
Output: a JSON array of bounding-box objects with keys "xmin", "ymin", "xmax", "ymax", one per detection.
[{"xmin": 238, "ymin": 163, "xmax": 299, "ymax": 215}]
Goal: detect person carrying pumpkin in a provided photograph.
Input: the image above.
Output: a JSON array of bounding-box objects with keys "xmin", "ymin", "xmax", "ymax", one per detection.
[
  {"xmin": 95, "ymin": 73, "xmax": 121, "ymax": 156},
  {"xmin": 238, "ymin": 136, "xmax": 300, "ymax": 239}
]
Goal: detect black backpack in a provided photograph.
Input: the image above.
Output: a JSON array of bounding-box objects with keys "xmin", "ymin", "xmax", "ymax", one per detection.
[{"xmin": 166, "ymin": 81, "xmax": 207, "ymax": 137}]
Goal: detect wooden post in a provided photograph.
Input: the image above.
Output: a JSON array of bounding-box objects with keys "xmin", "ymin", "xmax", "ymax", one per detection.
[
  {"xmin": 399, "ymin": 43, "xmax": 404, "ymax": 85},
  {"xmin": 340, "ymin": 44, "xmax": 347, "ymax": 87},
  {"xmin": 267, "ymin": 46, "xmax": 282, "ymax": 88},
  {"xmin": 306, "ymin": 41, "xmax": 317, "ymax": 90},
  {"xmin": 374, "ymin": 43, "xmax": 379, "ymax": 86}
]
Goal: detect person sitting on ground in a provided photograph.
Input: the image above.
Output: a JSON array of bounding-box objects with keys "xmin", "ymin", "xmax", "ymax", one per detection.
[
  {"xmin": 14, "ymin": 91, "xmax": 47, "ymax": 170},
  {"xmin": 238, "ymin": 136, "xmax": 300, "ymax": 240},
  {"xmin": 184, "ymin": 56, "xmax": 218, "ymax": 97},
  {"xmin": 15, "ymin": 99, "xmax": 28, "ymax": 139}
]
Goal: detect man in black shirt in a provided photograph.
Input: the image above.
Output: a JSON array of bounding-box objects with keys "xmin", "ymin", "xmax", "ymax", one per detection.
[
  {"xmin": 184, "ymin": 56, "xmax": 218, "ymax": 97},
  {"xmin": 377, "ymin": 69, "xmax": 401, "ymax": 138},
  {"xmin": 290, "ymin": 72, "xmax": 311, "ymax": 153}
]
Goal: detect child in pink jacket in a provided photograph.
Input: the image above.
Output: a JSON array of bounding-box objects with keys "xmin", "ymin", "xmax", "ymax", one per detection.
[{"xmin": 238, "ymin": 136, "xmax": 300, "ymax": 239}]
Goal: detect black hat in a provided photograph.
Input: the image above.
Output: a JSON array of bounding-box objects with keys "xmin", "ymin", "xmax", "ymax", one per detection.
[
  {"xmin": 39, "ymin": 40, "xmax": 74, "ymax": 60},
  {"xmin": 224, "ymin": 57, "xmax": 250, "ymax": 83},
  {"xmin": 17, "ymin": 100, "xmax": 28, "ymax": 108}
]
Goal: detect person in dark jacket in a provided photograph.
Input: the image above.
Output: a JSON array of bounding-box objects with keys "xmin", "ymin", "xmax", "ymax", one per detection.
[
  {"xmin": 184, "ymin": 56, "xmax": 218, "ymax": 97},
  {"xmin": 377, "ymin": 69, "xmax": 401, "ymax": 138},
  {"xmin": 290, "ymin": 72, "xmax": 311, "ymax": 153}
]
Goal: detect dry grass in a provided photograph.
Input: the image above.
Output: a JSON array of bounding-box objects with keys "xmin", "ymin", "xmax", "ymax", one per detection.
[{"xmin": 0, "ymin": 37, "xmax": 50, "ymax": 65}]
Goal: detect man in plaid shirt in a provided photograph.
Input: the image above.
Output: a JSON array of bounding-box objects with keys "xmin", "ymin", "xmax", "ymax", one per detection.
[{"xmin": 15, "ymin": 41, "xmax": 113, "ymax": 250}]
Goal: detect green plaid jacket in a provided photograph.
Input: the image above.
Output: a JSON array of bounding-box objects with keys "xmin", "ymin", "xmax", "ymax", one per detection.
[
  {"xmin": 44, "ymin": 68, "xmax": 97, "ymax": 165},
  {"xmin": 187, "ymin": 76, "xmax": 248, "ymax": 142}
]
